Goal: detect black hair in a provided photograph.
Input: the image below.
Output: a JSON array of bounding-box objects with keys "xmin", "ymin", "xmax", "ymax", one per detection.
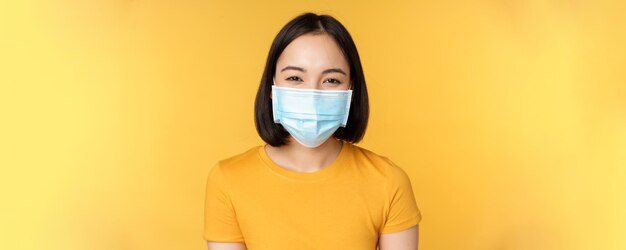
[{"xmin": 254, "ymin": 12, "xmax": 369, "ymax": 147}]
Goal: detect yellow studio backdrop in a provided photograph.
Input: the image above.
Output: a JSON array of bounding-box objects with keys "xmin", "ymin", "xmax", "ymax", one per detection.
[{"xmin": 0, "ymin": 0, "xmax": 624, "ymax": 249}]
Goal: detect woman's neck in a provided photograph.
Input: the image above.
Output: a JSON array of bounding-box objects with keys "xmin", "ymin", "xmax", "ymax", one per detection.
[{"xmin": 264, "ymin": 137, "xmax": 343, "ymax": 173}]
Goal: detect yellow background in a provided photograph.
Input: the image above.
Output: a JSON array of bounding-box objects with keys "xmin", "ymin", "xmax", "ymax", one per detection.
[{"xmin": 1, "ymin": 0, "xmax": 624, "ymax": 249}]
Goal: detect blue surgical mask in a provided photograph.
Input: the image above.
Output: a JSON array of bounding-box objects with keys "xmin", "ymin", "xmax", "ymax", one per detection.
[{"xmin": 272, "ymin": 79, "xmax": 352, "ymax": 148}]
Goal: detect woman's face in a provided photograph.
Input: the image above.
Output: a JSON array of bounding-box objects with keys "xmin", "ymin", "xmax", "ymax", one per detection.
[{"xmin": 274, "ymin": 33, "xmax": 351, "ymax": 90}]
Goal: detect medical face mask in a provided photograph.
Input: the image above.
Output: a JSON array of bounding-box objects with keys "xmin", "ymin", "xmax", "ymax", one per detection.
[{"xmin": 271, "ymin": 80, "xmax": 353, "ymax": 148}]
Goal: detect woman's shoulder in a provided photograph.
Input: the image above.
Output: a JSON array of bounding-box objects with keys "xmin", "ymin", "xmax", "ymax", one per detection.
[
  {"xmin": 348, "ymin": 144, "xmax": 416, "ymax": 197},
  {"xmin": 348, "ymin": 143, "xmax": 409, "ymax": 178},
  {"xmin": 349, "ymin": 143, "xmax": 396, "ymax": 166},
  {"xmin": 212, "ymin": 145, "xmax": 264, "ymax": 171}
]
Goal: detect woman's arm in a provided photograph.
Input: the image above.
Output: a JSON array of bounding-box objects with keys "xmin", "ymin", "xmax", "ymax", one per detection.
[
  {"xmin": 207, "ymin": 242, "xmax": 247, "ymax": 250},
  {"xmin": 378, "ymin": 224, "xmax": 419, "ymax": 250}
]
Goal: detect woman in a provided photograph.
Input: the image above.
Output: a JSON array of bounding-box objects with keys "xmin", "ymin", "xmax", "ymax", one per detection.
[{"xmin": 204, "ymin": 12, "xmax": 422, "ymax": 250}]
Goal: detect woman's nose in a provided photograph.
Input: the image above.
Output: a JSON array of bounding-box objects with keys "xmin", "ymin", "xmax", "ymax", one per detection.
[{"xmin": 306, "ymin": 78, "xmax": 323, "ymax": 89}]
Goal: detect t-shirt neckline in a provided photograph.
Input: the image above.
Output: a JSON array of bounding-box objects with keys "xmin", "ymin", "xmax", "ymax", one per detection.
[{"xmin": 257, "ymin": 140, "xmax": 349, "ymax": 182}]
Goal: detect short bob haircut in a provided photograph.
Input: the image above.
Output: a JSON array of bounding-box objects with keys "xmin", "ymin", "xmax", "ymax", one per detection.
[{"xmin": 254, "ymin": 12, "xmax": 369, "ymax": 147}]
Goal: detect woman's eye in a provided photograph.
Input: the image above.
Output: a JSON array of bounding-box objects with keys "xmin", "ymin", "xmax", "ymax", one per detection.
[
  {"xmin": 323, "ymin": 78, "xmax": 341, "ymax": 84},
  {"xmin": 286, "ymin": 76, "xmax": 303, "ymax": 82}
]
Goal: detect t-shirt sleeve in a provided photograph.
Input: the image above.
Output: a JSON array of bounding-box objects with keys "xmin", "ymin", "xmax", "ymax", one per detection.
[
  {"xmin": 203, "ymin": 163, "xmax": 245, "ymax": 242},
  {"xmin": 381, "ymin": 160, "xmax": 422, "ymax": 234}
]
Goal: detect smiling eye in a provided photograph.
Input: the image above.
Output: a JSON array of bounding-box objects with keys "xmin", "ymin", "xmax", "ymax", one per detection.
[
  {"xmin": 323, "ymin": 78, "xmax": 341, "ymax": 84},
  {"xmin": 286, "ymin": 76, "xmax": 303, "ymax": 82}
]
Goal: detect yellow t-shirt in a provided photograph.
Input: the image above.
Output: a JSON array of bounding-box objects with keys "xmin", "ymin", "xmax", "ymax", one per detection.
[{"xmin": 203, "ymin": 140, "xmax": 422, "ymax": 249}]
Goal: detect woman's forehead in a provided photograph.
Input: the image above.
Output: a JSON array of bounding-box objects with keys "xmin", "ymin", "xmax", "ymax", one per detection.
[{"xmin": 276, "ymin": 33, "xmax": 349, "ymax": 72}]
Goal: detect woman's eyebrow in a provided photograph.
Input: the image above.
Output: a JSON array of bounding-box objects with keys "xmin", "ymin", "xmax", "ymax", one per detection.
[
  {"xmin": 280, "ymin": 66, "xmax": 306, "ymax": 72},
  {"xmin": 322, "ymin": 68, "xmax": 346, "ymax": 75},
  {"xmin": 280, "ymin": 66, "xmax": 346, "ymax": 75}
]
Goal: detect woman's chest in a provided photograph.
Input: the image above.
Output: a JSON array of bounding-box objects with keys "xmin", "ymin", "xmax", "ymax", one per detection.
[{"xmin": 231, "ymin": 176, "xmax": 386, "ymax": 250}]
